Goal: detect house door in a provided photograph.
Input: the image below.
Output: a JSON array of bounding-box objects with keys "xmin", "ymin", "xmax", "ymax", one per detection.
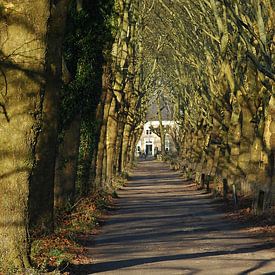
[{"xmin": 146, "ymin": 144, "xmax": 153, "ymax": 155}]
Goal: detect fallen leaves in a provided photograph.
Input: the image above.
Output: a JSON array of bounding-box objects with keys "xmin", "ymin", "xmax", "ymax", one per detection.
[
  {"xmin": 218, "ymin": 195, "xmax": 275, "ymax": 235},
  {"xmin": 30, "ymin": 191, "xmax": 115, "ymax": 272}
]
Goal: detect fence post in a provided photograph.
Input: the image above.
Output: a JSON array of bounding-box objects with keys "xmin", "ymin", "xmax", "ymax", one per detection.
[
  {"xmin": 232, "ymin": 184, "xmax": 238, "ymax": 207},
  {"xmin": 223, "ymin": 178, "xmax": 228, "ymax": 200}
]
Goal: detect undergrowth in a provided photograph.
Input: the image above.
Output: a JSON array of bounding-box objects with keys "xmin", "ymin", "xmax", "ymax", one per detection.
[{"xmin": 30, "ymin": 186, "xmax": 122, "ymax": 273}]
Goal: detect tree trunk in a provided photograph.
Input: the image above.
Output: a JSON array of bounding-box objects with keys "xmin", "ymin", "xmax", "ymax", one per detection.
[
  {"xmin": 54, "ymin": 115, "xmax": 81, "ymax": 209},
  {"xmin": 265, "ymin": 95, "xmax": 275, "ymax": 206},
  {"xmin": 0, "ymin": 1, "xmax": 51, "ymax": 270},
  {"xmin": 28, "ymin": 0, "xmax": 68, "ymax": 235},
  {"xmin": 158, "ymin": 96, "xmax": 166, "ymax": 156},
  {"xmin": 95, "ymin": 64, "xmax": 113, "ymax": 188},
  {"xmin": 121, "ymin": 122, "xmax": 132, "ymax": 172},
  {"xmin": 115, "ymin": 119, "xmax": 125, "ymax": 175},
  {"xmin": 106, "ymin": 98, "xmax": 118, "ymax": 184},
  {"xmin": 102, "ymin": 146, "xmax": 108, "ymax": 183},
  {"xmin": 77, "ymin": 124, "xmax": 94, "ymax": 195},
  {"xmin": 129, "ymin": 128, "xmax": 140, "ymax": 165}
]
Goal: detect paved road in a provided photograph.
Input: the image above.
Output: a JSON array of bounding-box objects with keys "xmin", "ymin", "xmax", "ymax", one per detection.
[{"xmin": 72, "ymin": 161, "xmax": 275, "ymax": 274}]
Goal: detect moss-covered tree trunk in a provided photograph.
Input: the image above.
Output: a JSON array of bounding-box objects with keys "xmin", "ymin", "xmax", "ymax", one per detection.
[
  {"xmin": 104, "ymin": 0, "xmax": 132, "ymax": 182},
  {"xmin": 106, "ymin": 97, "xmax": 118, "ymax": 184},
  {"xmin": 77, "ymin": 123, "xmax": 95, "ymax": 195},
  {"xmin": 29, "ymin": 0, "xmax": 68, "ymax": 234},
  {"xmin": 54, "ymin": 115, "xmax": 81, "ymax": 209},
  {"xmin": 121, "ymin": 122, "xmax": 132, "ymax": 172},
  {"xmin": 115, "ymin": 118, "xmax": 125, "ymax": 175},
  {"xmin": 95, "ymin": 64, "xmax": 113, "ymax": 188},
  {"xmin": 129, "ymin": 127, "xmax": 141, "ymax": 165},
  {"xmin": 0, "ymin": 1, "xmax": 51, "ymax": 271}
]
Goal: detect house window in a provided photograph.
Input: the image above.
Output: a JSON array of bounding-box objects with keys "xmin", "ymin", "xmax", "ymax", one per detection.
[{"xmin": 146, "ymin": 129, "xmax": 152, "ymax": 135}]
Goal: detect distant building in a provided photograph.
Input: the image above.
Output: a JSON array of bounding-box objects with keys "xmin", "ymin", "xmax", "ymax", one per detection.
[{"xmin": 136, "ymin": 121, "xmax": 177, "ymax": 157}]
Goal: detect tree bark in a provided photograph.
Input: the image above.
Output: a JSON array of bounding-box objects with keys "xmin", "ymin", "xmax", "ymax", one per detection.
[
  {"xmin": 121, "ymin": 122, "xmax": 132, "ymax": 172},
  {"xmin": 95, "ymin": 64, "xmax": 113, "ymax": 188},
  {"xmin": 115, "ymin": 119, "xmax": 125, "ymax": 175},
  {"xmin": 106, "ymin": 97, "xmax": 118, "ymax": 184},
  {"xmin": 29, "ymin": 0, "xmax": 68, "ymax": 235},
  {"xmin": 0, "ymin": 0, "xmax": 51, "ymax": 270},
  {"xmin": 54, "ymin": 115, "xmax": 81, "ymax": 209},
  {"xmin": 158, "ymin": 96, "xmax": 166, "ymax": 156}
]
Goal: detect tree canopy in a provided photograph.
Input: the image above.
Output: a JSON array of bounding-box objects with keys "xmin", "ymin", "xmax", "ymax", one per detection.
[{"xmin": 0, "ymin": 0, "xmax": 274, "ymax": 272}]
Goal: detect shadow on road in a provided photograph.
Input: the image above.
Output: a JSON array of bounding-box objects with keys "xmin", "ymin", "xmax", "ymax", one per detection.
[
  {"xmin": 68, "ymin": 161, "xmax": 275, "ymax": 274},
  {"xmin": 70, "ymin": 243, "xmax": 275, "ymax": 274}
]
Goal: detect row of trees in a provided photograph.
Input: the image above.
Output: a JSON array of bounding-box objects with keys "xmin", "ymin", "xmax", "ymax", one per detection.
[
  {"xmin": 0, "ymin": 0, "xmax": 274, "ymax": 271},
  {"xmin": 142, "ymin": 0, "xmax": 274, "ymax": 212},
  {"xmin": 0, "ymin": 0, "xmax": 150, "ymax": 271}
]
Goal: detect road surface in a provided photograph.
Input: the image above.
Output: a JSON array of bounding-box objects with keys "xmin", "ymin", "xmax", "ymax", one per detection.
[{"xmin": 71, "ymin": 161, "xmax": 275, "ymax": 274}]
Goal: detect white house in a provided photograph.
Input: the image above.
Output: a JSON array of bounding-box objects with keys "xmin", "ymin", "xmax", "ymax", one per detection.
[{"xmin": 136, "ymin": 120, "xmax": 176, "ymax": 157}]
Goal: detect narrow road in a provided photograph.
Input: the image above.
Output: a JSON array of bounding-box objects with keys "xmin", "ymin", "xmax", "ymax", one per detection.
[{"xmin": 73, "ymin": 161, "xmax": 275, "ymax": 274}]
